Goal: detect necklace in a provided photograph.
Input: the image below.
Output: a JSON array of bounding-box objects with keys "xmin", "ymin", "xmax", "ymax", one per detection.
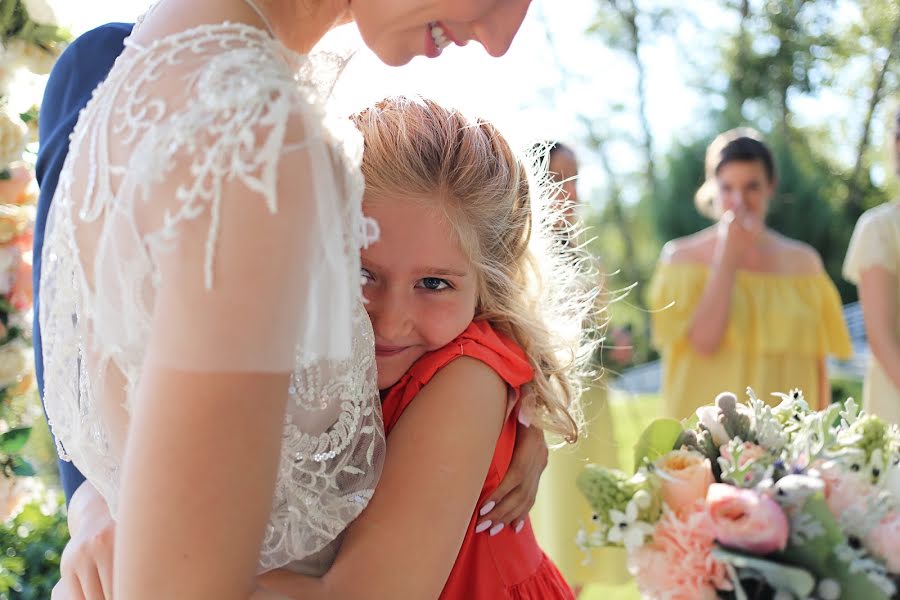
[{"xmin": 243, "ymin": 0, "xmax": 276, "ymax": 36}]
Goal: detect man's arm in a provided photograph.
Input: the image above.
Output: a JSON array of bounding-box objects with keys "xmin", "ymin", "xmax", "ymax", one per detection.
[{"xmin": 33, "ymin": 22, "xmax": 134, "ymax": 503}]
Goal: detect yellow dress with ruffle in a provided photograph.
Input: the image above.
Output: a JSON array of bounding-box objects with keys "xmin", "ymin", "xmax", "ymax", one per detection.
[
  {"xmin": 842, "ymin": 202, "xmax": 900, "ymax": 425},
  {"xmin": 530, "ymin": 383, "xmax": 629, "ymax": 587},
  {"xmin": 648, "ymin": 264, "xmax": 853, "ymax": 419}
]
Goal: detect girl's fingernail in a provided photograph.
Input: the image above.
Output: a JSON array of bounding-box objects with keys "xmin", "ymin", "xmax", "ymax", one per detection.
[
  {"xmin": 475, "ymin": 520, "xmax": 492, "ymax": 534},
  {"xmin": 479, "ymin": 501, "xmax": 496, "ymax": 516},
  {"xmin": 515, "ymin": 520, "xmax": 525, "ymax": 534},
  {"xmin": 489, "ymin": 522, "xmax": 505, "ymax": 536}
]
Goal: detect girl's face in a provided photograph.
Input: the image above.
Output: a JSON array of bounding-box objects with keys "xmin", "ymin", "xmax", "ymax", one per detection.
[
  {"xmin": 361, "ymin": 195, "xmax": 478, "ymax": 390},
  {"xmin": 713, "ymin": 160, "xmax": 774, "ymax": 223},
  {"xmin": 349, "ymin": 0, "xmax": 532, "ymax": 66}
]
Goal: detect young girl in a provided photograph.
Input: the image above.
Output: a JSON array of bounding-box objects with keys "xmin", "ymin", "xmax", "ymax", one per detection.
[{"xmin": 257, "ymin": 97, "xmax": 594, "ymax": 599}]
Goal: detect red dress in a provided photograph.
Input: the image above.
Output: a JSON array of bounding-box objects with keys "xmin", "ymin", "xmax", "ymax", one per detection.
[{"xmin": 381, "ymin": 321, "xmax": 575, "ymax": 600}]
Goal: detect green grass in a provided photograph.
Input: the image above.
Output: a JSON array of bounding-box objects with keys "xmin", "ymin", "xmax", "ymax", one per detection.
[{"xmin": 578, "ymin": 391, "xmax": 660, "ymax": 600}]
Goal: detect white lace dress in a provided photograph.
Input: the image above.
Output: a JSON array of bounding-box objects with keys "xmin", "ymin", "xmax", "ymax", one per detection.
[{"xmin": 38, "ymin": 18, "xmax": 384, "ymax": 575}]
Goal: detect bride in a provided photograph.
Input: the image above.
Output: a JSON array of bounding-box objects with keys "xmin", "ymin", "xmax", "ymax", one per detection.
[{"xmin": 38, "ymin": 1, "xmax": 531, "ymax": 598}]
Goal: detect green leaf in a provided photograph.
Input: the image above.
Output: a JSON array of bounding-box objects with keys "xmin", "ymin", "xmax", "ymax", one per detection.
[
  {"xmin": 633, "ymin": 418, "xmax": 683, "ymax": 471},
  {"xmin": 712, "ymin": 546, "xmax": 815, "ymax": 597},
  {"xmin": 0, "ymin": 427, "xmax": 31, "ymax": 454},
  {"xmin": 9, "ymin": 456, "xmax": 35, "ymax": 477}
]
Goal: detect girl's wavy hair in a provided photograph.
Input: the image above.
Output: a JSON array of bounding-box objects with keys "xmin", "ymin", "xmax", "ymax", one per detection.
[{"xmin": 351, "ymin": 97, "xmax": 599, "ymax": 442}]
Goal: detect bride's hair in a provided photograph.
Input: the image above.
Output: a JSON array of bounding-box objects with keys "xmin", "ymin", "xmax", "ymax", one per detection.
[{"xmin": 351, "ymin": 97, "xmax": 598, "ymax": 442}]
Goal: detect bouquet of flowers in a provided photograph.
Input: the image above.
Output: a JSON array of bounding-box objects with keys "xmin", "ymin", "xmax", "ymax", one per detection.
[{"xmin": 577, "ymin": 389, "xmax": 900, "ymax": 600}]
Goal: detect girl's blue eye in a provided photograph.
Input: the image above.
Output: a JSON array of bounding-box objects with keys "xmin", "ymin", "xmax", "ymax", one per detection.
[{"xmin": 419, "ymin": 277, "xmax": 451, "ymax": 291}]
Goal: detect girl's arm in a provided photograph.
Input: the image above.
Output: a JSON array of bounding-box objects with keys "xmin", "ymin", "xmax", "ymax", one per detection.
[
  {"xmin": 257, "ymin": 356, "xmax": 508, "ymax": 600},
  {"xmin": 859, "ymin": 265, "xmax": 900, "ymax": 390}
]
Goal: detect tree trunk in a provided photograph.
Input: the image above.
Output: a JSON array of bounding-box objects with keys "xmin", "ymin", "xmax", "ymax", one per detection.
[
  {"xmin": 846, "ymin": 14, "xmax": 900, "ymax": 217},
  {"xmin": 621, "ymin": 0, "xmax": 657, "ymax": 200}
]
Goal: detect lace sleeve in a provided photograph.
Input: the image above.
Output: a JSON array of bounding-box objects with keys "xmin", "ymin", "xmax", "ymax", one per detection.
[{"xmin": 123, "ymin": 50, "xmax": 366, "ymax": 374}]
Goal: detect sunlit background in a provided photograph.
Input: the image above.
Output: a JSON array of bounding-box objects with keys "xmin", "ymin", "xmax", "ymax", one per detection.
[
  {"xmin": 57, "ymin": 0, "xmax": 712, "ymax": 198},
  {"xmin": 4, "ymin": 2, "xmax": 897, "ymax": 599},
  {"xmin": 56, "ymin": 0, "xmax": 893, "ymax": 203}
]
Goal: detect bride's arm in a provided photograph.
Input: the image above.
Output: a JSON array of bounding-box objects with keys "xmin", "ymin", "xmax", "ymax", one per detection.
[
  {"xmin": 258, "ymin": 356, "xmax": 508, "ymax": 600},
  {"xmin": 114, "ymin": 369, "xmax": 288, "ymax": 600},
  {"xmin": 113, "ymin": 105, "xmax": 346, "ymax": 598}
]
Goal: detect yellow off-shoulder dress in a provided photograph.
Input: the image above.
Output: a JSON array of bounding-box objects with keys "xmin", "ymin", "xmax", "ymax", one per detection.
[
  {"xmin": 843, "ymin": 202, "xmax": 900, "ymax": 425},
  {"xmin": 648, "ymin": 263, "xmax": 853, "ymax": 419},
  {"xmin": 530, "ymin": 382, "xmax": 628, "ymax": 588}
]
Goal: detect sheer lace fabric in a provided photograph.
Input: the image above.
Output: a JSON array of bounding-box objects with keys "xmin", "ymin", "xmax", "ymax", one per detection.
[{"xmin": 39, "ymin": 20, "xmax": 384, "ymax": 573}]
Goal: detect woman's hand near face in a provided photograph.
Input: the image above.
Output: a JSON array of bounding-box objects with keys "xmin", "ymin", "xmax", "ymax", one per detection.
[{"xmin": 717, "ymin": 204, "xmax": 763, "ymax": 266}]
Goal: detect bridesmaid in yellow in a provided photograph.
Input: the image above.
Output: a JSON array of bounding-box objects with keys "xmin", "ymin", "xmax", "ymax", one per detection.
[
  {"xmin": 648, "ymin": 128, "xmax": 852, "ymax": 419},
  {"xmin": 843, "ymin": 107, "xmax": 900, "ymax": 425},
  {"xmin": 529, "ymin": 142, "xmax": 627, "ymax": 595}
]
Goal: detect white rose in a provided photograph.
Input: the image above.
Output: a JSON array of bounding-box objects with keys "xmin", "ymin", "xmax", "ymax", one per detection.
[
  {"xmin": 0, "ymin": 342, "xmax": 29, "ymax": 388},
  {"xmin": 21, "ymin": 0, "xmax": 57, "ymax": 25},
  {"xmin": 0, "ymin": 111, "xmax": 26, "ymax": 168}
]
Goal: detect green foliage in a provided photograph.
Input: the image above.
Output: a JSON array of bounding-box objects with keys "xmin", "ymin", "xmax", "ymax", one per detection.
[
  {"xmin": 0, "ymin": 496, "xmax": 68, "ymax": 599},
  {"xmin": 632, "ymin": 418, "xmax": 682, "ymax": 471}
]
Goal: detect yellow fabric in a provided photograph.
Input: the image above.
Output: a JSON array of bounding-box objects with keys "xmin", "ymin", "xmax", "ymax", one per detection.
[
  {"xmin": 843, "ymin": 203, "xmax": 900, "ymax": 424},
  {"xmin": 531, "ymin": 384, "xmax": 628, "ymax": 586},
  {"xmin": 648, "ymin": 263, "xmax": 853, "ymax": 419}
]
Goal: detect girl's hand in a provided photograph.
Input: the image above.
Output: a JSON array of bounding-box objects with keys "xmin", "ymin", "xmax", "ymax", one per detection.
[
  {"xmin": 475, "ymin": 420, "xmax": 548, "ymax": 535},
  {"xmin": 51, "ymin": 482, "xmax": 115, "ymax": 600}
]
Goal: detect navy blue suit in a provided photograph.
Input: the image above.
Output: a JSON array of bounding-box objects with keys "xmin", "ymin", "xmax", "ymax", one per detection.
[{"xmin": 34, "ymin": 23, "xmax": 134, "ymax": 503}]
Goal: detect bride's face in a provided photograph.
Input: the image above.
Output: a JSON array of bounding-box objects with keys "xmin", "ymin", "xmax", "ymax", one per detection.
[{"xmin": 349, "ymin": 0, "xmax": 532, "ymax": 66}]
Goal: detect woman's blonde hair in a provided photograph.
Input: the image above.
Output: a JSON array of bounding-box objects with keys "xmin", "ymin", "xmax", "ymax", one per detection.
[{"xmin": 352, "ymin": 97, "xmax": 597, "ymax": 443}]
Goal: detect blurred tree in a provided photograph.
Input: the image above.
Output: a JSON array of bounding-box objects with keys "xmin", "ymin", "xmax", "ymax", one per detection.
[
  {"xmin": 842, "ymin": 0, "xmax": 900, "ymax": 218},
  {"xmin": 539, "ymin": 0, "xmax": 899, "ymax": 365},
  {"xmin": 587, "ymin": 0, "xmax": 677, "ymax": 200}
]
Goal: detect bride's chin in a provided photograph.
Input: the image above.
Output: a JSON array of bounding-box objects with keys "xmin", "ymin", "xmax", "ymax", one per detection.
[{"xmin": 372, "ymin": 46, "xmax": 415, "ymax": 67}]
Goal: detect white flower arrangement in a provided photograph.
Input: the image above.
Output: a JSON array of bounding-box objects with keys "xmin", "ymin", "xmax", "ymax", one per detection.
[
  {"xmin": 0, "ymin": 110, "xmax": 26, "ymax": 169},
  {"xmin": 21, "ymin": 0, "xmax": 56, "ymax": 26}
]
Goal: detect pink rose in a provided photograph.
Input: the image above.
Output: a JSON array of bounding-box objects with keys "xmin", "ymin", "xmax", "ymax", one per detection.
[
  {"xmin": 865, "ymin": 512, "xmax": 900, "ymax": 574},
  {"xmin": 629, "ymin": 505, "xmax": 732, "ymax": 600},
  {"xmin": 706, "ymin": 483, "xmax": 789, "ymax": 554},
  {"xmin": 9, "ymin": 257, "xmax": 31, "ymax": 311},
  {"xmin": 656, "ymin": 450, "xmax": 714, "ymax": 516},
  {"xmin": 719, "ymin": 441, "xmax": 766, "ymax": 468},
  {"xmin": 818, "ymin": 462, "xmax": 874, "ymax": 517}
]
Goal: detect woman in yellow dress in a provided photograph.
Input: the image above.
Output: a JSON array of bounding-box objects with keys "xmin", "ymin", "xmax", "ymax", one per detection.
[
  {"xmin": 843, "ymin": 108, "xmax": 900, "ymax": 425},
  {"xmin": 648, "ymin": 129, "xmax": 852, "ymax": 419},
  {"xmin": 529, "ymin": 142, "xmax": 628, "ymax": 595}
]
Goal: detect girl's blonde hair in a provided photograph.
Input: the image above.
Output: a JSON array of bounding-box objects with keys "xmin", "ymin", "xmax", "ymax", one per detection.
[{"xmin": 352, "ymin": 97, "xmax": 598, "ymax": 443}]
